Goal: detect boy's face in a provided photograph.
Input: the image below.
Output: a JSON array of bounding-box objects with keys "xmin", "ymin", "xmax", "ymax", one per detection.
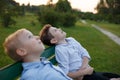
[
  {"xmin": 19, "ymin": 29, "xmax": 45, "ymax": 54},
  {"xmin": 49, "ymin": 27, "xmax": 66, "ymax": 42}
]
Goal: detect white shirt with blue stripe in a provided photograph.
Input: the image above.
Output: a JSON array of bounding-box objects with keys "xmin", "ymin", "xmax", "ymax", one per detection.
[{"xmin": 55, "ymin": 37, "xmax": 91, "ymax": 74}]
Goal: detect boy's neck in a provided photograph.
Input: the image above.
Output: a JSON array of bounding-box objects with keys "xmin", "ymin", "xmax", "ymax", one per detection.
[
  {"xmin": 57, "ymin": 38, "xmax": 67, "ymax": 44},
  {"xmin": 23, "ymin": 54, "xmax": 41, "ymax": 62}
]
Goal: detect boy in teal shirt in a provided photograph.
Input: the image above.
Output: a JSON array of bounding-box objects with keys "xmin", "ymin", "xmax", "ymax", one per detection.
[{"xmin": 40, "ymin": 24, "xmax": 120, "ymax": 80}]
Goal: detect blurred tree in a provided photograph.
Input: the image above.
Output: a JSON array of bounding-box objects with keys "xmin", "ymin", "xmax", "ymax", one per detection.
[
  {"xmin": 0, "ymin": 0, "xmax": 20, "ymax": 27},
  {"xmin": 20, "ymin": 4, "xmax": 25, "ymax": 16},
  {"xmin": 55, "ymin": 0, "xmax": 72, "ymax": 12},
  {"xmin": 37, "ymin": 0, "xmax": 77, "ymax": 27},
  {"xmin": 96, "ymin": 0, "xmax": 120, "ymax": 24},
  {"xmin": 96, "ymin": 0, "xmax": 109, "ymax": 14},
  {"xmin": 0, "ymin": 0, "xmax": 8, "ymax": 15}
]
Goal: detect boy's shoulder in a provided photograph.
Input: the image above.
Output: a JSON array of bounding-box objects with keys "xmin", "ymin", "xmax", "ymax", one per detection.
[
  {"xmin": 66, "ymin": 37, "xmax": 76, "ymax": 42},
  {"xmin": 67, "ymin": 37, "xmax": 75, "ymax": 40},
  {"xmin": 21, "ymin": 68, "xmax": 37, "ymax": 80}
]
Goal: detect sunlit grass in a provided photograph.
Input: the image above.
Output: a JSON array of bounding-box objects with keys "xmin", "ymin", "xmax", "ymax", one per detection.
[{"xmin": 0, "ymin": 15, "xmax": 120, "ymax": 74}]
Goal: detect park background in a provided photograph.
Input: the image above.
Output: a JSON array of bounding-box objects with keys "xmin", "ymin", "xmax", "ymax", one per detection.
[{"xmin": 0, "ymin": 0, "xmax": 120, "ymax": 75}]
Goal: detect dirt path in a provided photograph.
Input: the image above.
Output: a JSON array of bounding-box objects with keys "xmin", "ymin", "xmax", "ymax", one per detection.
[{"xmin": 91, "ymin": 24, "xmax": 120, "ymax": 46}]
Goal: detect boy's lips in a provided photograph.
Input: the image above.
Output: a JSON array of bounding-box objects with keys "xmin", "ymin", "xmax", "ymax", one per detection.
[{"xmin": 38, "ymin": 40, "xmax": 42, "ymax": 44}]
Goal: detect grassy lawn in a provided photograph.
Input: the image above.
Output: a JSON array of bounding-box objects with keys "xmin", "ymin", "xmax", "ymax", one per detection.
[{"xmin": 0, "ymin": 15, "xmax": 120, "ymax": 75}]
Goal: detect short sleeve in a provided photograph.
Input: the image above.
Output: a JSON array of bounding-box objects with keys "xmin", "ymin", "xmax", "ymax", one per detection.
[{"xmin": 78, "ymin": 44, "xmax": 91, "ymax": 60}]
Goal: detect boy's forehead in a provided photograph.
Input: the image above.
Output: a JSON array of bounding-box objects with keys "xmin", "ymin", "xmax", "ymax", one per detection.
[
  {"xmin": 24, "ymin": 29, "xmax": 31, "ymax": 34},
  {"xmin": 19, "ymin": 29, "xmax": 31, "ymax": 37},
  {"xmin": 49, "ymin": 27, "xmax": 55, "ymax": 32},
  {"xmin": 50, "ymin": 27, "xmax": 57, "ymax": 30}
]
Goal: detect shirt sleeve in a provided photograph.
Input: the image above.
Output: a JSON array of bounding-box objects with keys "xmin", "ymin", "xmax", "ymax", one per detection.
[
  {"xmin": 55, "ymin": 46, "xmax": 69, "ymax": 74},
  {"xmin": 71, "ymin": 37, "xmax": 91, "ymax": 60},
  {"xmin": 79, "ymin": 44, "xmax": 91, "ymax": 60}
]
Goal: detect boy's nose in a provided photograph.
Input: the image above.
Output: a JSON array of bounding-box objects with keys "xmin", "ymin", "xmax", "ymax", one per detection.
[
  {"xmin": 35, "ymin": 36, "xmax": 40, "ymax": 40},
  {"xmin": 58, "ymin": 28, "xmax": 62, "ymax": 31}
]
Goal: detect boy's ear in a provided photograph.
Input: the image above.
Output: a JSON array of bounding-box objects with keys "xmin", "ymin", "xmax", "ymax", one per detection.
[
  {"xmin": 16, "ymin": 48, "xmax": 27, "ymax": 56},
  {"xmin": 50, "ymin": 38, "xmax": 57, "ymax": 44}
]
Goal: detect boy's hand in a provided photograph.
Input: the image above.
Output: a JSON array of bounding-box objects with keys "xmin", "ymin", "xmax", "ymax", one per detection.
[
  {"xmin": 80, "ymin": 65, "xmax": 88, "ymax": 70},
  {"xmin": 67, "ymin": 66, "xmax": 93, "ymax": 78},
  {"xmin": 77, "ymin": 66, "xmax": 94, "ymax": 76},
  {"xmin": 80, "ymin": 56, "xmax": 90, "ymax": 70},
  {"xmin": 83, "ymin": 66, "xmax": 94, "ymax": 75}
]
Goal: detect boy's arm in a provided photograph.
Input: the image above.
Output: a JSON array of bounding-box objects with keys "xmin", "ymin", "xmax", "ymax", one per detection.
[
  {"xmin": 81, "ymin": 56, "xmax": 90, "ymax": 69},
  {"xmin": 67, "ymin": 66, "xmax": 94, "ymax": 78}
]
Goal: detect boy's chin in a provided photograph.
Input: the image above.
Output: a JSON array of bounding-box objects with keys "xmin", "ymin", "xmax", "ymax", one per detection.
[
  {"xmin": 43, "ymin": 46, "xmax": 45, "ymax": 50},
  {"xmin": 41, "ymin": 48, "xmax": 45, "ymax": 52}
]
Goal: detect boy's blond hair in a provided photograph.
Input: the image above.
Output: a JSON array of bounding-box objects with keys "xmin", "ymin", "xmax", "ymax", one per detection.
[{"xmin": 3, "ymin": 29, "xmax": 26, "ymax": 61}]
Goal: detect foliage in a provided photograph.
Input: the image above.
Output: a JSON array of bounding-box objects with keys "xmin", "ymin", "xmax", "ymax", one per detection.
[
  {"xmin": 37, "ymin": 0, "xmax": 77, "ymax": 27},
  {"xmin": 0, "ymin": 0, "xmax": 19, "ymax": 27},
  {"xmin": 38, "ymin": 8, "xmax": 62, "ymax": 26},
  {"xmin": 0, "ymin": 0, "xmax": 7, "ymax": 15},
  {"xmin": 37, "ymin": 7, "xmax": 77, "ymax": 27},
  {"xmin": 96, "ymin": 0, "xmax": 120, "ymax": 24},
  {"xmin": 1, "ymin": 13, "xmax": 16, "ymax": 27},
  {"xmin": 19, "ymin": 4, "xmax": 25, "ymax": 16},
  {"xmin": 62, "ymin": 12, "xmax": 77, "ymax": 26},
  {"xmin": 55, "ymin": 0, "xmax": 72, "ymax": 12}
]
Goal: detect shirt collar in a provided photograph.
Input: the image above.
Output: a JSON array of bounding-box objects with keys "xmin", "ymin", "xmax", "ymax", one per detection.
[
  {"xmin": 22, "ymin": 57, "xmax": 50, "ymax": 70},
  {"xmin": 57, "ymin": 38, "xmax": 71, "ymax": 46}
]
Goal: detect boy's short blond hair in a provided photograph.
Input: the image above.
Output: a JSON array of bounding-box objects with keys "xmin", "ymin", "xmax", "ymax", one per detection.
[{"xmin": 3, "ymin": 29, "xmax": 26, "ymax": 61}]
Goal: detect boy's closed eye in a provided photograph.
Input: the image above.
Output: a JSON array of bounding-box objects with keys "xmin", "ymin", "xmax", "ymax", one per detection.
[{"xmin": 28, "ymin": 35, "xmax": 33, "ymax": 39}]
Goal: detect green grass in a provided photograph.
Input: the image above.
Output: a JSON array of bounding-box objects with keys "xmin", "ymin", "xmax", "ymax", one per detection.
[{"xmin": 0, "ymin": 15, "xmax": 120, "ymax": 75}]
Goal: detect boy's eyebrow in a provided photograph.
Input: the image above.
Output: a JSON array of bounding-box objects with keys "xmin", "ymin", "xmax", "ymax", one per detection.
[
  {"xmin": 25, "ymin": 31, "xmax": 32, "ymax": 37},
  {"xmin": 49, "ymin": 27, "xmax": 57, "ymax": 33},
  {"xmin": 53, "ymin": 27, "xmax": 57, "ymax": 30},
  {"xmin": 25, "ymin": 32, "xmax": 29, "ymax": 36},
  {"xmin": 52, "ymin": 28, "xmax": 57, "ymax": 32}
]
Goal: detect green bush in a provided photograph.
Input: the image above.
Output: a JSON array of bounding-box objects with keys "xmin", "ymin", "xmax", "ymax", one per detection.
[
  {"xmin": 1, "ymin": 13, "xmax": 16, "ymax": 27},
  {"xmin": 38, "ymin": 8, "xmax": 61, "ymax": 26},
  {"xmin": 62, "ymin": 12, "xmax": 77, "ymax": 27},
  {"xmin": 37, "ymin": 8, "xmax": 77, "ymax": 27},
  {"xmin": 111, "ymin": 15, "xmax": 120, "ymax": 24}
]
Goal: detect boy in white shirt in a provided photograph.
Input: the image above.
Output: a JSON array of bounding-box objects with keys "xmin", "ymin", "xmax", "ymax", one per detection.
[{"xmin": 40, "ymin": 24, "xmax": 120, "ymax": 80}]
